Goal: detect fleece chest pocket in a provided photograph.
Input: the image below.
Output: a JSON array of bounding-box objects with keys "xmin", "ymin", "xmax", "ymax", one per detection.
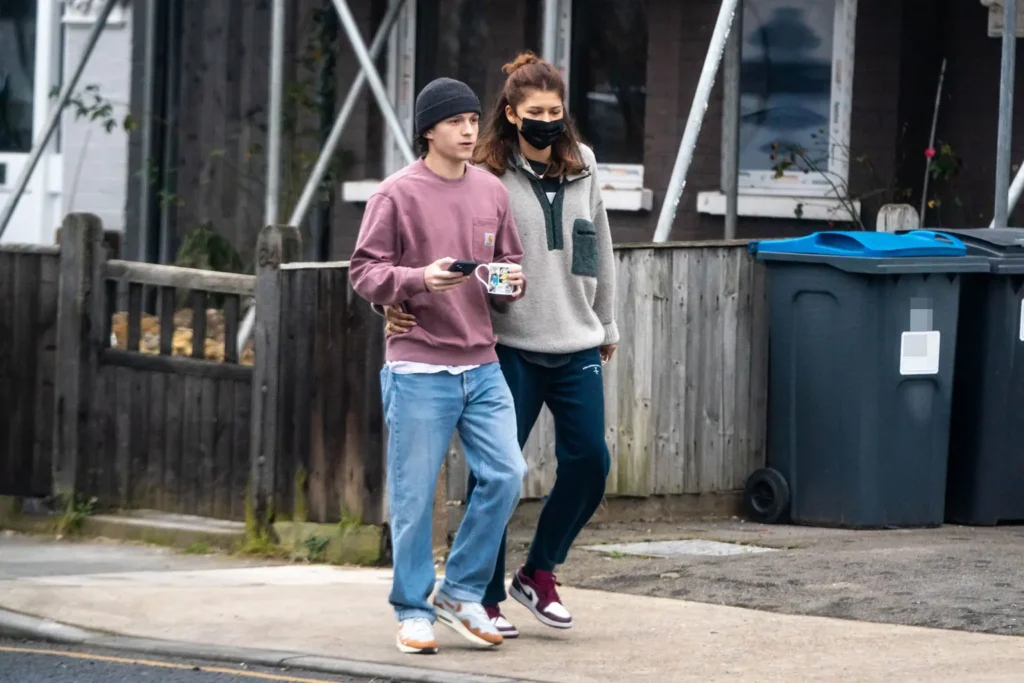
[
  {"xmin": 571, "ymin": 218, "xmax": 599, "ymax": 277},
  {"xmin": 473, "ymin": 217, "xmax": 499, "ymax": 263}
]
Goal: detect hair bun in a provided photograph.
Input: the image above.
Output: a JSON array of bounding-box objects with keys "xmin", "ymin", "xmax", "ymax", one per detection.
[{"xmin": 503, "ymin": 52, "xmax": 541, "ymax": 75}]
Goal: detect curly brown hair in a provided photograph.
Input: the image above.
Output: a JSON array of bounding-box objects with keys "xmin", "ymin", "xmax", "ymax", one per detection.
[{"xmin": 473, "ymin": 52, "xmax": 587, "ymax": 177}]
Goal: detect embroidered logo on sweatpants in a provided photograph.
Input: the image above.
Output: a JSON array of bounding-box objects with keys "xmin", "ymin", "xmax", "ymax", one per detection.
[{"xmin": 582, "ymin": 364, "xmax": 602, "ymax": 376}]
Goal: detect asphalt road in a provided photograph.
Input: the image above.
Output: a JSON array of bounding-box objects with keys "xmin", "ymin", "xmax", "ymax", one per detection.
[{"xmin": 0, "ymin": 639, "xmax": 400, "ymax": 683}]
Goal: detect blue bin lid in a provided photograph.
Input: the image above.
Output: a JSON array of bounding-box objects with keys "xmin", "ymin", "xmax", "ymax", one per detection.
[{"xmin": 749, "ymin": 230, "xmax": 967, "ymax": 258}]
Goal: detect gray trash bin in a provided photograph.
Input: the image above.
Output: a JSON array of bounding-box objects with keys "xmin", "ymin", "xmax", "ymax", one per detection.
[
  {"xmin": 911, "ymin": 229, "xmax": 1024, "ymax": 525},
  {"xmin": 744, "ymin": 230, "xmax": 988, "ymax": 528}
]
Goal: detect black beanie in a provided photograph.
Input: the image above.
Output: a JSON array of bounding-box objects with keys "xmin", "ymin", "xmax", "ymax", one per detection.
[{"xmin": 414, "ymin": 78, "xmax": 481, "ymax": 135}]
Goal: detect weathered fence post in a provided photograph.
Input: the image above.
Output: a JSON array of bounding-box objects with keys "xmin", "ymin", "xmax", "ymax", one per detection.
[
  {"xmin": 249, "ymin": 225, "xmax": 300, "ymax": 537},
  {"xmin": 52, "ymin": 213, "xmax": 105, "ymax": 504}
]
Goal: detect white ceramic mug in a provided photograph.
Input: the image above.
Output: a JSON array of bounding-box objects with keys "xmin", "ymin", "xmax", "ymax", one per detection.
[{"xmin": 474, "ymin": 262, "xmax": 515, "ymax": 295}]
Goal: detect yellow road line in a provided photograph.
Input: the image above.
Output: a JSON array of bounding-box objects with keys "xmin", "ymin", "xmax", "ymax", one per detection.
[{"xmin": 0, "ymin": 644, "xmax": 345, "ymax": 682}]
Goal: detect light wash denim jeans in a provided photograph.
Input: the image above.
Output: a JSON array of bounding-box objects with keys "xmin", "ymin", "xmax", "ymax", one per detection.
[{"xmin": 380, "ymin": 362, "xmax": 527, "ymax": 623}]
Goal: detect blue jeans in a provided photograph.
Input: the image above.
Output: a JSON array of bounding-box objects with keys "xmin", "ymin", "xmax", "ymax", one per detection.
[{"xmin": 380, "ymin": 362, "xmax": 527, "ymax": 623}]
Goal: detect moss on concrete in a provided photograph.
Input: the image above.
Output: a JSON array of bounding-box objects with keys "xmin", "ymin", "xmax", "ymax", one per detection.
[{"xmin": 273, "ymin": 521, "xmax": 384, "ymax": 566}]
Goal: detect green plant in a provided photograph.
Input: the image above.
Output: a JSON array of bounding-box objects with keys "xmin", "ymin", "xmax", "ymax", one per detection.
[
  {"xmin": 769, "ymin": 129, "xmax": 913, "ymax": 230},
  {"xmin": 56, "ymin": 494, "xmax": 98, "ymax": 537},
  {"xmin": 303, "ymin": 533, "xmax": 330, "ymax": 563},
  {"xmin": 338, "ymin": 507, "xmax": 363, "ymax": 531},
  {"xmin": 184, "ymin": 542, "xmax": 211, "ymax": 555}
]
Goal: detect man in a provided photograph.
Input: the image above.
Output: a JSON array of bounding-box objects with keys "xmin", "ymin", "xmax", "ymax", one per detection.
[{"xmin": 349, "ymin": 77, "xmax": 528, "ymax": 655}]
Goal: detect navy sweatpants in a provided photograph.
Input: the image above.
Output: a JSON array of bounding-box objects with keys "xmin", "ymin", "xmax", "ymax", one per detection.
[{"xmin": 466, "ymin": 343, "xmax": 611, "ymax": 605}]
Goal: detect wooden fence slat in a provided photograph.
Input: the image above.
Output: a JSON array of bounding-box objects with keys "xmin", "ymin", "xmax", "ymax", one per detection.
[
  {"xmin": 159, "ymin": 287, "xmax": 175, "ymax": 356},
  {"xmin": 182, "ymin": 374, "xmax": 203, "ymax": 514},
  {"xmin": 231, "ymin": 379, "xmax": 251, "ymax": 520},
  {"xmin": 9, "ymin": 254, "xmax": 41, "ymax": 494},
  {"xmin": 651, "ymin": 251, "xmax": 673, "ymax": 495},
  {"xmin": 164, "ymin": 373, "xmax": 184, "ymax": 512},
  {"xmin": 129, "ymin": 364, "xmax": 150, "ymax": 505},
  {"xmin": 127, "ymin": 283, "xmax": 144, "ymax": 352},
  {"xmin": 0, "ymin": 251, "xmax": 17, "ymax": 493},
  {"xmin": 147, "ymin": 372, "xmax": 167, "ymax": 509},
  {"xmin": 250, "ymin": 225, "xmax": 301, "ymax": 530},
  {"xmin": 719, "ymin": 249, "xmax": 741, "ymax": 491},
  {"xmin": 114, "ymin": 367, "xmax": 133, "ymax": 506},
  {"xmin": 667, "ymin": 249, "xmax": 691, "ymax": 495},
  {"xmin": 683, "ymin": 249, "xmax": 705, "ymax": 493},
  {"xmin": 289, "ymin": 271, "xmax": 316, "ymax": 521},
  {"xmin": 223, "ymin": 295, "xmax": 240, "ymax": 364},
  {"xmin": 53, "ymin": 213, "xmax": 105, "ymax": 501},
  {"xmin": 213, "ymin": 377, "xmax": 235, "ymax": 519},
  {"xmin": 32, "ymin": 252, "xmax": 59, "ymax": 495},
  {"xmin": 199, "ymin": 377, "xmax": 218, "ymax": 516},
  {"xmin": 104, "ymin": 261, "xmax": 256, "ymax": 297}
]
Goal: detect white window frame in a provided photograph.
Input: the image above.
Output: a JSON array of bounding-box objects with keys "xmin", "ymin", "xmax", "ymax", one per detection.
[{"xmin": 730, "ymin": 0, "xmax": 858, "ymax": 198}]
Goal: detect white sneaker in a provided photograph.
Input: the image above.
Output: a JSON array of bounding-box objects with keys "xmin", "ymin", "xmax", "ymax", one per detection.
[
  {"xmin": 433, "ymin": 591, "xmax": 504, "ymax": 647},
  {"xmin": 396, "ymin": 617, "xmax": 439, "ymax": 654}
]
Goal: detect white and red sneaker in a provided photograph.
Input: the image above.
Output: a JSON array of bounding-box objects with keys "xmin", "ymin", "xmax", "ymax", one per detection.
[
  {"xmin": 509, "ymin": 567, "xmax": 573, "ymax": 629},
  {"xmin": 485, "ymin": 604, "xmax": 519, "ymax": 639}
]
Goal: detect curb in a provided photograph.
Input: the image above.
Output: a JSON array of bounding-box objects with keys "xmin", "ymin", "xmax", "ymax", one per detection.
[{"xmin": 0, "ymin": 607, "xmax": 534, "ymax": 683}]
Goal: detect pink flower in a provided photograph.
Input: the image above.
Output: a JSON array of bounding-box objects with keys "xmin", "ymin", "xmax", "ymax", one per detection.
[{"xmin": 925, "ymin": 148, "xmax": 936, "ymax": 159}]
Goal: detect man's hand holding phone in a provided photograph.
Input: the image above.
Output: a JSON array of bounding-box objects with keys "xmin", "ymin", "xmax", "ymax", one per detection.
[{"xmin": 423, "ymin": 257, "xmax": 469, "ymax": 293}]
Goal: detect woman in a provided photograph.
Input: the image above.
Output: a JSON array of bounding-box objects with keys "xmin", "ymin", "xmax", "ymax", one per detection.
[{"xmin": 383, "ymin": 52, "xmax": 618, "ymax": 638}]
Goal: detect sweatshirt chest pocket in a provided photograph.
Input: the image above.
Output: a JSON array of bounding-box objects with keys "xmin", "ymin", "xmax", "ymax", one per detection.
[
  {"xmin": 571, "ymin": 218, "xmax": 599, "ymax": 277},
  {"xmin": 473, "ymin": 217, "xmax": 498, "ymax": 263}
]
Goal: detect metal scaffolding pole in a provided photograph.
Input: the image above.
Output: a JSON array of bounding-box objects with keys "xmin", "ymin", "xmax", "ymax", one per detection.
[
  {"xmin": 288, "ymin": 0, "xmax": 409, "ymax": 232},
  {"xmin": 721, "ymin": 1, "xmax": 742, "ymax": 240},
  {"xmin": 331, "ymin": 0, "xmax": 416, "ymax": 163},
  {"xmin": 237, "ymin": 0, "xmax": 416, "ymax": 355},
  {"xmin": 652, "ymin": 0, "xmax": 739, "ymax": 243},
  {"xmin": 542, "ymin": 0, "xmax": 559, "ymax": 63},
  {"xmin": 265, "ymin": 0, "xmax": 286, "ymax": 227},
  {"xmin": 992, "ymin": 160, "xmax": 1024, "ymax": 227},
  {"xmin": 993, "ymin": 0, "xmax": 1017, "ymax": 229},
  {"xmin": 0, "ymin": 0, "xmax": 118, "ymax": 240}
]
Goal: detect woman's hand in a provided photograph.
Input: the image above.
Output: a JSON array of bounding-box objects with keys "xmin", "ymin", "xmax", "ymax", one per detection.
[
  {"xmin": 600, "ymin": 344, "xmax": 618, "ymax": 363},
  {"xmin": 506, "ymin": 263, "xmax": 525, "ymax": 297},
  {"xmin": 384, "ymin": 305, "xmax": 417, "ymax": 338}
]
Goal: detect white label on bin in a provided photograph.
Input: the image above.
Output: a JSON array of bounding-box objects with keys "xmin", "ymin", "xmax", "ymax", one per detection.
[
  {"xmin": 1019, "ymin": 299, "xmax": 1024, "ymax": 342},
  {"xmin": 900, "ymin": 331, "xmax": 940, "ymax": 376}
]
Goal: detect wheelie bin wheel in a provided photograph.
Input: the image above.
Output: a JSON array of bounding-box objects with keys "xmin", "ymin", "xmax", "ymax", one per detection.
[{"xmin": 743, "ymin": 467, "xmax": 790, "ymax": 524}]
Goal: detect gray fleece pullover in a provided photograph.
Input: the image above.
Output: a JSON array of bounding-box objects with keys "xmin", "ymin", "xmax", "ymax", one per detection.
[{"xmin": 489, "ymin": 143, "xmax": 619, "ymax": 354}]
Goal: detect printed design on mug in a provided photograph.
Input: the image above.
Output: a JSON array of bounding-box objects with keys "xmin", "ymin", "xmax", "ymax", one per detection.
[
  {"xmin": 484, "ymin": 232, "xmax": 495, "ymax": 247},
  {"xmin": 490, "ymin": 270, "xmax": 509, "ymax": 288}
]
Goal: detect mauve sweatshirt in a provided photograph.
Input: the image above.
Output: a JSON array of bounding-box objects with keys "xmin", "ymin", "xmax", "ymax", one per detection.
[{"xmin": 349, "ymin": 159, "xmax": 524, "ymax": 366}]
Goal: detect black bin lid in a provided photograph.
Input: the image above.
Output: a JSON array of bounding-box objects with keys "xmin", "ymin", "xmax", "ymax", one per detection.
[{"xmin": 913, "ymin": 228, "xmax": 1024, "ymax": 273}]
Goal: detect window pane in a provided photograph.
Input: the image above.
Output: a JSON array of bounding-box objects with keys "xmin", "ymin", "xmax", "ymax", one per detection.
[
  {"xmin": 0, "ymin": 0, "xmax": 36, "ymax": 153},
  {"xmin": 569, "ymin": 0, "xmax": 648, "ymax": 165},
  {"xmin": 739, "ymin": 0, "xmax": 834, "ymax": 172}
]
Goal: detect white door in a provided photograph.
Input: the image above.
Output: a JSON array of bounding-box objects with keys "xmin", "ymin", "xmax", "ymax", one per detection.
[{"xmin": 0, "ymin": 0, "xmax": 62, "ymax": 246}]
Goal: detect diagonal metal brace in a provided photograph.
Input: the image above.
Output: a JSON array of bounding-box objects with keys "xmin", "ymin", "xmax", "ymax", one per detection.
[{"xmin": 237, "ymin": 0, "xmax": 415, "ymax": 355}]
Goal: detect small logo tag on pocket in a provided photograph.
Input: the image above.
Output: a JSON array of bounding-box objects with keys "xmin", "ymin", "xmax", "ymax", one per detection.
[{"xmin": 484, "ymin": 233, "xmax": 495, "ymax": 247}]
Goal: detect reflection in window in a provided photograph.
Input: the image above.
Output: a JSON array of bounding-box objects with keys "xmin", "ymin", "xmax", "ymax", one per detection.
[
  {"xmin": 0, "ymin": 0, "xmax": 36, "ymax": 153},
  {"xmin": 569, "ymin": 0, "xmax": 648, "ymax": 165},
  {"xmin": 739, "ymin": 0, "xmax": 834, "ymax": 172}
]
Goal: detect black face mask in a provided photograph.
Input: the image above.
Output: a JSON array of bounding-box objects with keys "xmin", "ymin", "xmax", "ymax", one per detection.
[{"xmin": 519, "ymin": 117, "xmax": 565, "ymax": 150}]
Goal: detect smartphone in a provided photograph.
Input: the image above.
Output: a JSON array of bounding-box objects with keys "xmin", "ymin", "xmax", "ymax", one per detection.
[{"xmin": 447, "ymin": 260, "xmax": 478, "ymax": 275}]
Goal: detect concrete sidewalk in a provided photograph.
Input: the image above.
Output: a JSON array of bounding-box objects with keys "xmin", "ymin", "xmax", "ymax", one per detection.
[{"xmin": 1, "ymin": 538, "xmax": 1023, "ymax": 681}]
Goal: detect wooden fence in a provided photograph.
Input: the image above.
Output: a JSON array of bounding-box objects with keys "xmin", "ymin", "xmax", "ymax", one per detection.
[
  {"xmin": 0, "ymin": 245, "xmax": 59, "ymax": 498},
  {"xmin": 53, "ymin": 214, "xmax": 256, "ymax": 518},
  {"xmin": 445, "ymin": 242, "xmax": 770, "ymax": 503},
  {"xmin": 3, "ymin": 215, "xmax": 769, "ymax": 531},
  {"xmin": 252, "ymin": 250, "xmax": 387, "ymax": 526}
]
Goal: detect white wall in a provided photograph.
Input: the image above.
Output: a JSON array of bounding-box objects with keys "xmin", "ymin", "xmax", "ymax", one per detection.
[{"xmin": 61, "ymin": 4, "xmax": 133, "ymax": 234}]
